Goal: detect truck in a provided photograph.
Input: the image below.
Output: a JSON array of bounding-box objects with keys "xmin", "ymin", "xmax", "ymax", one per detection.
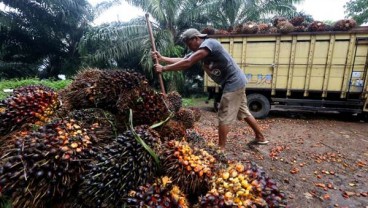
[{"xmin": 204, "ymin": 26, "xmax": 368, "ymax": 119}]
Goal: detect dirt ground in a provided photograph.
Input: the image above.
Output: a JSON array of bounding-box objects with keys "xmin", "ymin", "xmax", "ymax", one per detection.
[{"xmin": 194, "ymin": 103, "xmax": 368, "ymax": 208}]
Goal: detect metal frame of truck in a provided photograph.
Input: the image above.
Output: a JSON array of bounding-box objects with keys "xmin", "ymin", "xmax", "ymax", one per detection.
[{"xmin": 205, "ymin": 26, "xmax": 368, "ymax": 119}]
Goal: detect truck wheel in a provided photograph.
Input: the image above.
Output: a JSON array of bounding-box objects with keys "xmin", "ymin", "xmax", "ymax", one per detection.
[{"xmin": 247, "ymin": 93, "xmax": 270, "ymax": 119}]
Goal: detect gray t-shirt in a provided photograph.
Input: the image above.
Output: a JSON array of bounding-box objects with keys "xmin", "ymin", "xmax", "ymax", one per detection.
[{"xmin": 187, "ymin": 38, "xmax": 247, "ymax": 92}]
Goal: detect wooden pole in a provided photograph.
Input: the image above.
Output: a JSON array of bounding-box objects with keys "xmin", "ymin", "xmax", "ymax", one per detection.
[{"xmin": 145, "ymin": 13, "xmax": 166, "ymax": 95}]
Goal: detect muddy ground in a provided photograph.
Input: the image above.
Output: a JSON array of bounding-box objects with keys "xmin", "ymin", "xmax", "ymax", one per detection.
[{"xmin": 194, "ymin": 104, "xmax": 368, "ymax": 208}]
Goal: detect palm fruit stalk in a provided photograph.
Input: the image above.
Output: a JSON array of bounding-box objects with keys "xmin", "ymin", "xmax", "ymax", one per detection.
[
  {"xmin": 166, "ymin": 91, "xmax": 183, "ymax": 113},
  {"xmin": 161, "ymin": 140, "xmax": 216, "ymax": 195},
  {"xmin": 277, "ymin": 21, "xmax": 294, "ymax": 34},
  {"xmin": 155, "ymin": 120, "xmax": 186, "ymax": 142},
  {"xmin": 0, "ymin": 85, "xmax": 59, "ymax": 136},
  {"xmin": 63, "ymin": 69, "xmax": 147, "ymax": 111},
  {"xmin": 77, "ymin": 125, "xmax": 161, "ymax": 207},
  {"xmin": 175, "ymin": 108, "xmax": 196, "ymax": 129},
  {"xmin": 333, "ymin": 19, "xmax": 357, "ymax": 31},
  {"xmin": 200, "ymin": 162, "xmax": 287, "ymax": 207},
  {"xmin": 0, "ymin": 118, "xmax": 98, "ymax": 207},
  {"xmin": 125, "ymin": 176, "xmax": 189, "ymax": 207},
  {"xmin": 241, "ymin": 21, "xmax": 258, "ymax": 34},
  {"xmin": 117, "ymin": 86, "xmax": 171, "ymax": 126},
  {"xmin": 307, "ymin": 21, "xmax": 327, "ymax": 32}
]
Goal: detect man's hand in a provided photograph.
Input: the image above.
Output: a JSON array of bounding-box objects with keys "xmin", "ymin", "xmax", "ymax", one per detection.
[
  {"xmin": 151, "ymin": 51, "xmax": 162, "ymax": 62},
  {"xmin": 154, "ymin": 64, "xmax": 165, "ymax": 73}
]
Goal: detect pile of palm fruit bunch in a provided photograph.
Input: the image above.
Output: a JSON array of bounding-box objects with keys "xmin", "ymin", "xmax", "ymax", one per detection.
[
  {"xmin": 0, "ymin": 68, "xmax": 288, "ymax": 207},
  {"xmin": 199, "ymin": 162, "xmax": 287, "ymax": 207},
  {"xmin": 203, "ymin": 16, "xmax": 358, "ymax": 36},
  {"xmin": 125, "ymin": 176, "xmax": 189, "ymax": 207},
  {"xmin": 0, "ymin": 85, "xmax": 59, "ymax": 137}
]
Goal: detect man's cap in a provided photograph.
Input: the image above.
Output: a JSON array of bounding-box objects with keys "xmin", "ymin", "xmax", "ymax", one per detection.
[{"xmin": 181, "ymin": 28, "xmax": 207, "ymax": 42}]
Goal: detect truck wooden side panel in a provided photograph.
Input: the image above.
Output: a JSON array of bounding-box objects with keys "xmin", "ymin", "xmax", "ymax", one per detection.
[{"xmin": 205, "ymin": 29, "xmax": 368, "ymax": 103}]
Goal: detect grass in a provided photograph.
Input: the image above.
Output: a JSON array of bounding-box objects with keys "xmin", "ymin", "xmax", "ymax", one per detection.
[
  {"xmin": 182, "ymin": 96, "xmax": 208, "ymax": 107},
  {"xmin": 0, "ymin": 78, "xmax": 71, "ymax": 100}
]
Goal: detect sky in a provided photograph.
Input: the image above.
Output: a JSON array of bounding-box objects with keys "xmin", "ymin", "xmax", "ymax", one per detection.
[{"xmin": 89, "ymin": 0, "xmax": 351, "ymax": 25}]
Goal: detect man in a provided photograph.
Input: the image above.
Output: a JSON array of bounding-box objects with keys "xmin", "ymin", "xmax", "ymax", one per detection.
[{"xmin": 153, "ymin": 28, "xmax": 268, "ymax": 149}]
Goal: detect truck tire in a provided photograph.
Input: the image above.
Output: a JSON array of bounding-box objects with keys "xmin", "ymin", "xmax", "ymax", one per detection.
[{"xmin": 247, "ymin": 93, "xmax": 270, "ymax": 119}]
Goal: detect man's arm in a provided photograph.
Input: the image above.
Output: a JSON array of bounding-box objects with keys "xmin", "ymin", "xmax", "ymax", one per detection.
[
  {"xmin": 155, "ymin": 48, "xmax": 209, "ymax": 73},
  {"xmin": 152, "ymin": 51, "xmax": 183, "ymax": 64}
]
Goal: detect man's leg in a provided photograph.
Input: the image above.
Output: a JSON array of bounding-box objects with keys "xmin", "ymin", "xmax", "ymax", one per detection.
[
  {"xmin": 244, "ymin": 115, "xmax": 265, "ymax": 141},
  {"xmin": 238, "ymin": 90, "xmax": 267, "ymax": 143},
  {"xmin": 219, "ymin": 124, "xmax": 230, "ymax": 149}
]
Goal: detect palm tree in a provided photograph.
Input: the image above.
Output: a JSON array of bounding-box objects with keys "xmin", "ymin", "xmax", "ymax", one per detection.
[
  {"xmin": 204, "ymin": 0, "xmax": 304, "ymax": 29},
  {"xmin": 0, "ymin": 0, "xmax": 121, "ymax": 79},
  {"xmin": 79, "ymin": 0, "xmax": 210, "ymax": 89}
]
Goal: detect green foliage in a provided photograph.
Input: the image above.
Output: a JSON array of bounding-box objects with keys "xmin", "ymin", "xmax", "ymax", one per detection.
[
  {"xmin": 0, "ymin": 78, "xmax": 71, "ymax": 100},
  {"xmin": 182, "ymin": 97, "xmax": 208, "ymax": 107},
  {"xmin": 344, "ymin": 0, "xmax": 368, "ymax": 25}
]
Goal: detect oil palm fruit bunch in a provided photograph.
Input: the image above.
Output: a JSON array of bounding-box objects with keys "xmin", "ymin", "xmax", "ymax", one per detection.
[
  {"xmin": 155, "ymin": 120, "xmax": 186, "ymax": 142},
  {"xmin": 185, "ymin": 130, "xmax": 226, "ymax": 164},
  {"xmin": 307, "ymin": 21, "xmax": 327, "ymax": 32},
  {"xmin": 175, "ymin": 108, "xmax": 195, "ymax": 129},
  {"xmin": 0, "ymin": 118, "xmax": 98, "ymax": 207},
  {"xmin": 269, "ymin": 26, "xmax": 278, "ymax": 34},
  {"xmin": 64, "ymin": 69, "xmax": 147, "ymax": 111},
  {"xmin": 277, "ymin": 21, "xmax": 294, "ymax": 34},
  {"xmin": 0, "ymin": 85, "xmax": 59, "ymax": 136},
  {"xmin": 257, "ymin": 23, "xmax": 270, "ymax": 34},
  {"xmin": 126, "ymin": 176, "xmax": 189, "ymax": 207},
  {"xmin": 215, "ymin": 29, "xmax": 230, "ymax": 35},
  {"xmin": 241, "ymin": 21, "xmax": 258, "ymax": 34},
  {"xmin": 201, "ymin": 27, "xmax": 216, "ymax": 35},
  {"xmin": 199, "ymin": 163, "xmax": 267, "ymax": 207},
  {"xmin": 77, "ymin": 125, "xmax": 161, "ymax": 207},
  {"xmin": 234, "ymin": 24, "xmax": 243, "ymax": 34},
  {"xmin": 166, "ymin": 91, "xmax": 182, "ymax": 113},
  {"xmin": 333, "ymin": 19, "xmax": 357, "ymax": 31},
  {"xmin": 188, "ymin": 107, "xmax": 201, "ymax": 122},
  {"xmin": 117, "ymin": 86, "xmax": 170, "ymax": 126},
  {"xmin": 294, "ymin": 25, "xmax": 306, "ymax": 32},
  {"xmin": 290, "ymin": 16, "xmax": 305, "ymax": 26},
  {"xmin": 65, "ymin": 108, "xmax": 117, "ymax": 143},
  {"xmin": 61, "ymin": 68, "xmax": 103, "ymax": 109},
  {"xmin": 161, "ymin": 140, "xmax": 216, "ymax": 195},
  {"xmin": 272, "ymin": 16, "xmax": 288, "ymax": 27}
]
